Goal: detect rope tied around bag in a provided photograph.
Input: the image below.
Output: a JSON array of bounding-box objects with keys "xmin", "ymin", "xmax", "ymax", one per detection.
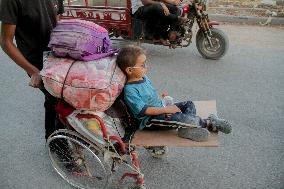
[{"xmin": 60, "ymin": 60, "xmax": 76, "ymax": 100}]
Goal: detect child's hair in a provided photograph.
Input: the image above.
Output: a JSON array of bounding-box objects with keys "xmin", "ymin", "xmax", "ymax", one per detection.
[{"xmin": 116, "ymin": 45, "xmax": 146, "ymax": 73}]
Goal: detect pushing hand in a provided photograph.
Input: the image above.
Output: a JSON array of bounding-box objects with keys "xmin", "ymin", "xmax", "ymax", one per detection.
[{"xmin": 29, "ymin": 72, "xmax": 42, "ymax": 88}]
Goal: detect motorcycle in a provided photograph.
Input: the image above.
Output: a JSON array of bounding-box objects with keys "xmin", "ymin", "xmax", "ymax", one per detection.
[{"xmin": 62, "ymin": 0, "xmax": 229, "ymax": 59}]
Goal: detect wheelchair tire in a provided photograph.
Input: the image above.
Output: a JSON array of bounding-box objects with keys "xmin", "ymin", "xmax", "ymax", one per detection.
[{"xmin": 46, "ymin": 129, "xmax": 111, "ymax": 189}]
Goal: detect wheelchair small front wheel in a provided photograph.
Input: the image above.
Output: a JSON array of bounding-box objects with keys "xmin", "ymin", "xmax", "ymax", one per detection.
[
  {"xmin": 145, "ymin": 146, "xmax": 168, "ymax": 159},
  {"xmin": 46, "ymin": 129, "xmax": 111, "ymax": 189}
]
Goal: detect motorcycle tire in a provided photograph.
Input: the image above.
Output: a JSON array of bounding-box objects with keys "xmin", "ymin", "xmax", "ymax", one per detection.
[{"xmin": 196, "ymin": 28, "xmax": 229, "ymax": 60}]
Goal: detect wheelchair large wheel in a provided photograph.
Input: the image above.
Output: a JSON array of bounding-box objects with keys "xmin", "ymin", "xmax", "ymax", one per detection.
[{"xmin": 46, "ymin": 129, "xmax": 111, "ymax": 189}]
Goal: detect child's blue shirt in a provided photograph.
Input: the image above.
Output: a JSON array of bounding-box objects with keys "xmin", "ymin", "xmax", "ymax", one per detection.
[{"xmin": 124, "ymin": 76, "xmax": 163, "ymax": 129}]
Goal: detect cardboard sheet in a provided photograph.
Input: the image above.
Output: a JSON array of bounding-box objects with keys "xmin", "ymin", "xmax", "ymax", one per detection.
[{"xmin": 130, "ymin": 100, "xmax": 219, "ymax": 147}]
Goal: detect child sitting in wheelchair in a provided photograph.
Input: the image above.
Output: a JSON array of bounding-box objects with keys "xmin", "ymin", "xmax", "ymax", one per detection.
[{"xmin": 116, "ymin": 45, "xmax": 232, "ymax": 143}]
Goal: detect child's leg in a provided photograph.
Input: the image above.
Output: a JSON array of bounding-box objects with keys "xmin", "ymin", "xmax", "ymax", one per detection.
[
  {"xmin": 175, "ymin": 101, "xmax": 232, "ymax": 134},
  {"xmin": 174, "ymin": 101, "xmax": 209, "ymax": 129},
  {"xmin": 146, "ymin": 107, "xmax": 205, "ymax": 129},
  {"xmin": 172, "ymin": 101, "xmax": 206, "ymax": 128},
  {"xmin": 175, "ymin": 101, "xmax": 196, "ymax": 116}
]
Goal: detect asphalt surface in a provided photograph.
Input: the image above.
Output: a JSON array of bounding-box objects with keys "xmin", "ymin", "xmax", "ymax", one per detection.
[
  {"xmin": 209, "ymin": 14, "xmax": 284, "ymax": 25},
  {"xmin": 0, "ymin": 24, "xmax": 284, "ymax": 189}
]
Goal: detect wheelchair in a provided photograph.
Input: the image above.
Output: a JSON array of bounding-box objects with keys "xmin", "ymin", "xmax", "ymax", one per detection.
[
  {"xmin": 46, "ymin": 95, "xmax": 219, "ymax": 189},
  {"xmin": 46, "ymin": 98, "xmax": 148, "ymax": 189}
]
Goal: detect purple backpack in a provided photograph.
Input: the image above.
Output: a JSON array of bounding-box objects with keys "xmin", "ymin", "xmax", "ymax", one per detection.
[{"xmin": 48, "ymin": 19, "xmax": 117, "ymax": 61}]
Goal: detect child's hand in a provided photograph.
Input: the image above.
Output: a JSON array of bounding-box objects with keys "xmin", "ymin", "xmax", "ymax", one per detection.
[
  {"xmin": 165, "ymin": 105, "xmax": 181, "ymax": 114},
  {"xmin": 29, "ymin": 72, "xmax": 42, "ymax": 88}
]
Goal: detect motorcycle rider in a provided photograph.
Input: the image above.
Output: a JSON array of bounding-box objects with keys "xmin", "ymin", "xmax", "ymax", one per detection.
[{"xmin": 131, "ymin": 0, "xmax": 188, "ymax": 45}]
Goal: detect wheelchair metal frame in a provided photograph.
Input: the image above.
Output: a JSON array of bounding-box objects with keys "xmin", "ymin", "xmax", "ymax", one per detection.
[{"xmin": 46, "ymin": 106, "xmax": 146, "ymax": 189}]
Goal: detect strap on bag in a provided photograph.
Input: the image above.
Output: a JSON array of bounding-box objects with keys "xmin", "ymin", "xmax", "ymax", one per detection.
[
  {"xmin": 60, "ymin": 60, "xmax": 76, "ymax": 100},
  {"xmin": 81, "ymin": 49, "xmax": 119, "ymax": 61}
]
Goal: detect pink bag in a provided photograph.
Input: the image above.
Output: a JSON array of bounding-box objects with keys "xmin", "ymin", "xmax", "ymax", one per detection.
[{"xmin": 40, "ymin": 53, "xmax": 126, "ymax": 111}]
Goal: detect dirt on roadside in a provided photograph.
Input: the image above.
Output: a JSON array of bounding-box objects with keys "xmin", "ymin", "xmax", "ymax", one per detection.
[{"xmin": 208, "ymin": 0, "xmax": 284, "ymax": 17}]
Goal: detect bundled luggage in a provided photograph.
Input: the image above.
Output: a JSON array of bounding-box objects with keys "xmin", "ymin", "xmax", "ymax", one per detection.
[
  {"xmin": 41, "ymin": 53, "xmax": 126, "ymax": 111},
  {"xmin": 48, "ymin": 19, "xmax": 117, "ymax": 61},
  {"xmin": 41, "ymin": 19, "xmax": 127, "ymax": 143},
  {"xmin": 41, "ymin": 19, "xmax": 126, "ymax": 112}
]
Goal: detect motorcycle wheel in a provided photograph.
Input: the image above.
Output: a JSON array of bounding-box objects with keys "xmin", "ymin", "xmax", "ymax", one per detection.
[{"xmin": 196, "ymin": 28, "xmax": 229, "ymax": 60}]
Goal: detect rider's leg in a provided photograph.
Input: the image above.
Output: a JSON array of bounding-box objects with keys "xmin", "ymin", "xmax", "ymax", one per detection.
[
  {"xmin": 136, "ymin": 4, "xmax": 180, "ymax": 35},
  {"xmin": 137, "ymin": 4, "xmax": 179, "ymax": 23},
  {"xmin": 152, "ymin": 24, "xmax": 170, "ymax": 45},
  {"xmin": 164, "ymin": 3, "xmax": 181, "ymax": 16},
  {"xmin": 134, "ymin": 4, "xmax": 186, "ymax": 44}
]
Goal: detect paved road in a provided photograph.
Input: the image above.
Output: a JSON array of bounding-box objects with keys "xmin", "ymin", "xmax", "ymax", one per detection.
[{"xmin": 0, "ymin": 24, "xmax": 284, "ymax": 189}]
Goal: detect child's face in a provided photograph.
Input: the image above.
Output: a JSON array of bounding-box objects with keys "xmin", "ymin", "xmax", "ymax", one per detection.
[{"xmin": 126, "ymin": 54, "xmax": 147, "ymax": 80}]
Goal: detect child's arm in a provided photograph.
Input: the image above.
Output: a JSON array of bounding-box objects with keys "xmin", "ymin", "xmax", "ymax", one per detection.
[
  {"xmin": 144, "ymin": 105, "xmax": 181, "ymax": 116},
  {"xmin": 124, "ymin": 88, "xmax": 181, "ymax": 117}
]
